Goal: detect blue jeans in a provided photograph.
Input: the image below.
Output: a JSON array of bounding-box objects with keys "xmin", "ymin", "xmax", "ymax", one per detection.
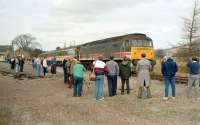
[
  {"xmin": 15, "ymin": 64, "xmax": 20, "ymax": 73},
  {"xmin": 95, "ymin": 75, "xmax": 104, "ymax": 100},
  {"xmin": 35, "ymin": 64, "xmax": 41, "ymax": 78},
  {"xmin": 164, "ymin": 77, "xmax": 176, "ymax": 97},
  {"xmin": 73, "ymin": 76, "xmax": 83, "ymax": 96},
  {"xmin": 107, "ymin": 75, "xmax": 117, "ymax": 96}
]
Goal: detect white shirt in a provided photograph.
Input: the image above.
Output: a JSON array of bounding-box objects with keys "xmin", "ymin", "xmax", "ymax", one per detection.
[
  {"xmin": 35, "ymin": 58, "xmax": 41, "ymax": 65},
  {"xmin": 43, "ymin": 59, "xmax": 48, "ymax": 67}
]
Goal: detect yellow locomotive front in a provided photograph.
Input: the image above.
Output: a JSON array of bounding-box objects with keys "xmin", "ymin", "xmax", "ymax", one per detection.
[
  {"xmin": 131, "ymin": 38, "xmax": 154, "ymax": 61},
  {"xmin": 123, "ymin": 37, "xmax": 155, "ymax": 67},
  {"xmin": 123, "ymin": 37, "xmax": 154, "ymax": 60},
  {"xmin": 131, "ymin": 47, "xmax": 154, "ymax": 60}
]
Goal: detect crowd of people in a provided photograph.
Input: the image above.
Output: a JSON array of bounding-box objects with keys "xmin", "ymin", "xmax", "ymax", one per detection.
[
  {"xmin": 9, "ymin": 56, "xmax": 25, "ymax": 73},
  {"xmin": 8, "ymin": 53, "xmax": 200, "ymax": 101},
  {"xmin": 32, "ymin": 56, "xmax": 57, "ymax": 78},
  {"xmin": 61, "ymin": 53, "xmax": 200, "ymax": 101}
]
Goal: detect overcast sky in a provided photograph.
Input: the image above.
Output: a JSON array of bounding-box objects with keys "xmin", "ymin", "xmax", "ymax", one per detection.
[{"xmin": 0, "ymin": 0, "xmax": 194, "ymax": 50}]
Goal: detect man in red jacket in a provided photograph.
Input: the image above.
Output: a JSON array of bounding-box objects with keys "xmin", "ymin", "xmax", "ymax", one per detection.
[{"xmin": 93, "ymin": 56, "xmax": 107, "ymax": 100}]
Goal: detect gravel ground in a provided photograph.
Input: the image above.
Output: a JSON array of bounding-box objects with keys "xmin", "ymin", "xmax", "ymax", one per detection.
[{"xmin": 0, "ymin": 62, "xmax": 200, "ymax": 125}]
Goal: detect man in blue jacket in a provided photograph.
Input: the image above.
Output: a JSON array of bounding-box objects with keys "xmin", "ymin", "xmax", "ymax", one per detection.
[
  {"xmin": 161, "ymin": 56, "xmax": 178, "ymax": 100},
  {"xmin": 186, "ymin": 57, "xmax": 200, "ymax": 99}
]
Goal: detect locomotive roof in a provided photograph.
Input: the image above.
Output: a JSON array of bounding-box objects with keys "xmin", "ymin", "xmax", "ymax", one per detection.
[
  {"xmin": 39, "ymin": 33, "xmax": 152, "ymax": 56},
  {"xmin": 80, "ymin": 33, "xmax": 151, "ymax": 47}
]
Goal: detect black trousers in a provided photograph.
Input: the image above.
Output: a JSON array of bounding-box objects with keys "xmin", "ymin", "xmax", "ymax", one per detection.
[
  {"xmin": 121, "ymin": 79, "xmax": 130, "ymax": 94},
  {"xmin": 43, "ymin": 67, "xmax": 47, "ymax": 76},
  {"xmin": 20, "ymin": 65, "xmax": 24, "ymax": 72}
]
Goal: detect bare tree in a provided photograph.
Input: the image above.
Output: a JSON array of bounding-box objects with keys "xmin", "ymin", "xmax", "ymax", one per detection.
[
  {"xmin": 11, "ymin": 33, "xmax": 42, "ymax": 57},
  {"xmin": 182, "ymin": 0, "xmax": 200, "ymax": 57},
  {"xmin": 56, "ymin": 46, "xmax": 61, "ymax": 50}
]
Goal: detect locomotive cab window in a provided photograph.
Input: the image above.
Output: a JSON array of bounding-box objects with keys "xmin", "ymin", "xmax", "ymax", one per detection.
[
  {"xmin": 142, "ymin": 40, "xmax": 153, "ymax": 47},
  {"xmin": 130, "ymin": 39, "xmax": 153, "ymax": 47},
  {"xmin": 125, "ymin": 40, "xmax": 130, "ymax": 47}
]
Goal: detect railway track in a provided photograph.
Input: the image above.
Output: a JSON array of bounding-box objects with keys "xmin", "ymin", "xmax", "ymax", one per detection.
[
  {"xmin": 151, "ymin": 73, "xmax": 188, "ymax": 84},
  {"xmin": 0, "ymin": 62, "xmax": 191, "ymax": 84}
]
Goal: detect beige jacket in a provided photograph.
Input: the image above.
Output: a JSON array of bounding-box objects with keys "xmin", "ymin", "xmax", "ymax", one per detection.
[{"xmin": 136, "ymin": 58, "xmax": 152, "ymax": 87}]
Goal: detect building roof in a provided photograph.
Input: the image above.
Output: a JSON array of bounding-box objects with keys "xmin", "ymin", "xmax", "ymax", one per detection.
[{"xmin": 0, "ymin": 45, "xmax": 12, "ymax": 52}]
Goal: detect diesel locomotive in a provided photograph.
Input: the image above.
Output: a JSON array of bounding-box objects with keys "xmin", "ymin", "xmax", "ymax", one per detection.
[{"xmin": 39, "ymin": 33, "xmax": 155, "ymax": 69}]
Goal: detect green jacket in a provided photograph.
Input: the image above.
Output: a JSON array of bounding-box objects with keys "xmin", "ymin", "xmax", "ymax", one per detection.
[
  {"xmin": 119, "ymin": 61, "xmax": 131, "ymax": 79},
  {"xmin": 73, "ymin": 63, "xmax": 86, "ymax": 78}
]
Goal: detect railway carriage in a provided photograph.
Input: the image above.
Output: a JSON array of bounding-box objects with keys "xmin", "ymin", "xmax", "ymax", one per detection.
[{"xmin": 39, "ymin": 47, "xmax": 76, "ymax": 65}]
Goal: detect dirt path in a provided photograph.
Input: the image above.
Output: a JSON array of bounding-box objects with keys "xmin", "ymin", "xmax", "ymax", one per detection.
[{"xmin": 0, "ymin": 73, "xmax": 200, "ymax": 125}]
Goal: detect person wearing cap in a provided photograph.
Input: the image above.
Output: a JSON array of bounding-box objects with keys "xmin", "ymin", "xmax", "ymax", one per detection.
[
  {"xmin": 73, "ymin": 61, "xmax": 86, "ymax": 96},
  {"xmin": 106, "ymin": 56, "xmax": 119, "ymax": 96},
  {"xmin": 136, "ymin": 53, "xmax": 152, "ymax": 98},
  {"xmin": 186, "ymin": 57, "xmax": 200, "ymax": 100},
  {"xmin": 119, "ymin": 56, "xmax": 132, "ymax": 94},
  {"xmin": 93, "ymin": 56, "xmax": 107, "ymax": 100},
  {"xmin": 161, "ymin": 56, "xmax": 178, "ymax": 100}
]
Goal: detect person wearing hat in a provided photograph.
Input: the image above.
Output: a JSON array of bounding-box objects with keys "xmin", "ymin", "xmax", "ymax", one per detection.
[
  {"xmin": 186, "ymin": 57, "xmax": 200, "ymax": 100},
  {"xmin": 161, "ymin": 56, "xmax": 178, "ymax": 100},
  {"xmin": 136, "ymin": 53, "xmax": 152, "ymax": 98}
]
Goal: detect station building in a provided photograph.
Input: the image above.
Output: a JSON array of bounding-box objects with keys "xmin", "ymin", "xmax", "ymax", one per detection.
[{"xmin": 0, "ymin": 45, "xmax": 12, "ymax": 61}]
